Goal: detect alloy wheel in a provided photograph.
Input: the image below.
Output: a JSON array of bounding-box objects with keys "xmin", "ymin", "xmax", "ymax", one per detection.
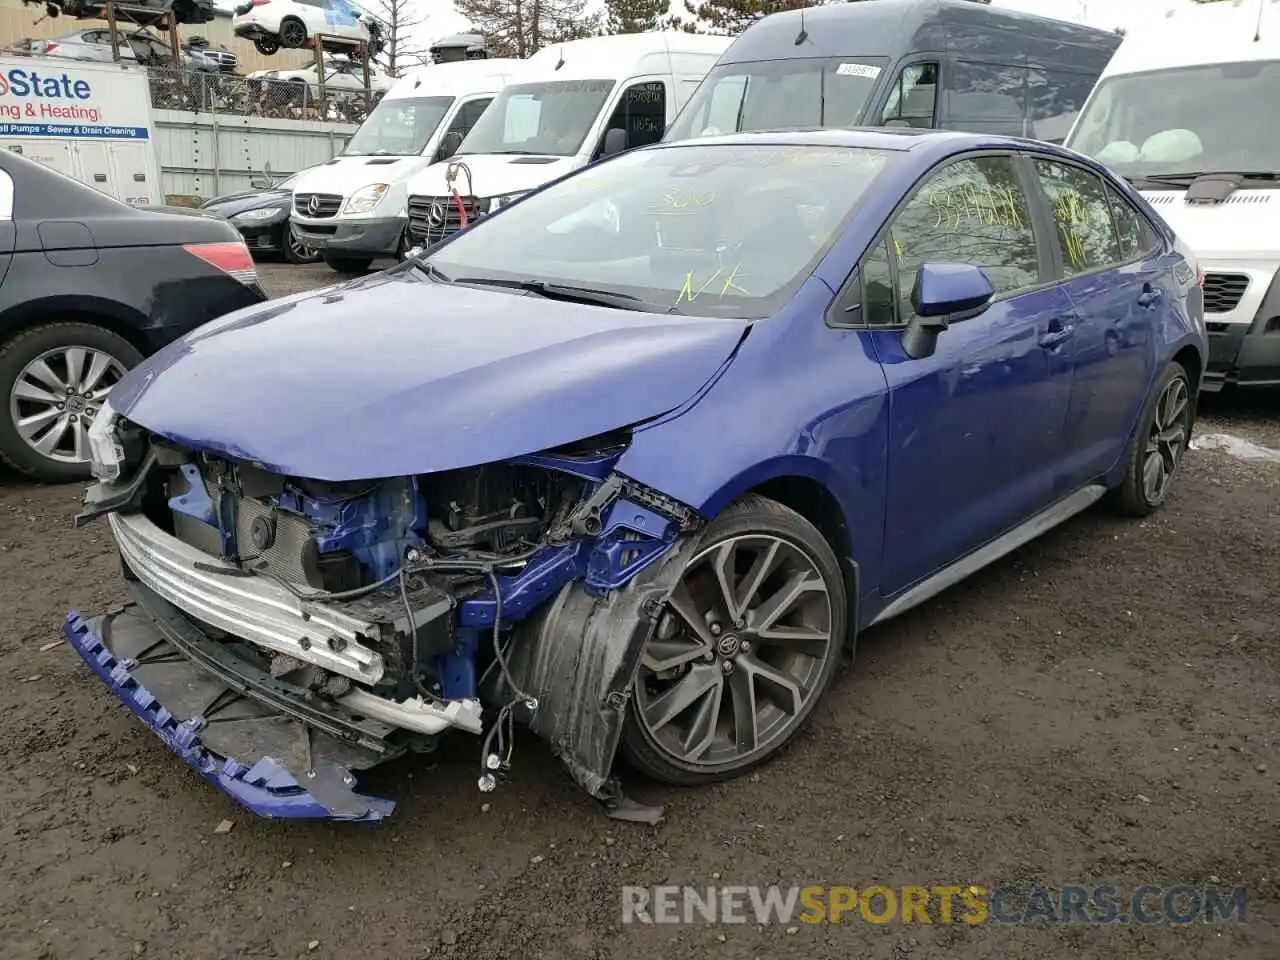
[
  {"xmin": 287, "ymin": 230, "xmax": 316, "ymax": 261},
  {"xmin": 8, "ymin": 346, "xmax": 126, "ymax": 465},
  {"xmin": 634, "ymin": 534, "xmax": 835, "ymax": 769},
  {"xmin": 1142, "ymin": 374, "xmax": 1189, "ymax": 504}
]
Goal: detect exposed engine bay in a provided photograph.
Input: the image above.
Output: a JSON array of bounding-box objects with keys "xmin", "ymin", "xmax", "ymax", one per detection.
[{"xmin": 71, "ymin": 419, "xmax": 703, "ymax": 820}]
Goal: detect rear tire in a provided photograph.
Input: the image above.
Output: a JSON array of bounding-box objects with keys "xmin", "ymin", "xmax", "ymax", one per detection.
[
  {"xmin": 322, "ymin": 253, "xmax": 373, "ymax": 276},
  {"xmin": 0, "ymin": 322, "xmax": 143, "ymax": 484},
  {"xmin": 1108, "ymin": 360, "xmax": 1194, "ymax": 517}
]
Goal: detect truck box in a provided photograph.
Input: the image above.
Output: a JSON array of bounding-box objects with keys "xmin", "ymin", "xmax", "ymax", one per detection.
[{"xmin": 0, "ymin": 56, "xmax": 162, "ymax": 206}]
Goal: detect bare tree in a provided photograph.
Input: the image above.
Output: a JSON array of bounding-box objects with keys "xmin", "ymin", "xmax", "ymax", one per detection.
[
  {"xmin": 454, "ymin": 0, "xmax": 600, "ymax": 58},
  {"xmin": 362, "ymin": 0, "xmax": 428, "ymax": 77}
]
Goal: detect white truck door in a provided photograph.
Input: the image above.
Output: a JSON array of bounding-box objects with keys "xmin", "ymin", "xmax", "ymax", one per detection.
[
  {"xmin": 107, "ymin": 141, "xmax": 155, "ymax": 206},
  {"xmin": 0, "ymin": 139, "xmax": 76, "ymax": 178},
  {"xmin": 74, "ymin": 140, "xmax": 115, "ymax": 195}
]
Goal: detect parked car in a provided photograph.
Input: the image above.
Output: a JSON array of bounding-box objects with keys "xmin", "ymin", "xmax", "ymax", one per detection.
[
  {"xmin": 184, "ymin": 35, "xmax": 239, "ymax": 74},
  {"xmin": 248, "ymin": 57, "xmax": 394, "ymax": 97},
  {"xmin": 67, "ymin": 129, "xmax": 1205, "ymax": 822},
  {"xmin": 0, "ymin": 149, "xmax": 266, "ymax": 483},
  {"xmin": 28, "ymin": 0, "xmax": 215, "ymax": 26},
  {"xmin": 200, "ymin": 169, "xmax": 319, "ymax": 263},
  {"xmin": 34, "ymin": 26, "xmax": 218, "ymax": 72},
  {"xmin": 232, "ymin": 0, "xmax": 385, "ymax": 58}
]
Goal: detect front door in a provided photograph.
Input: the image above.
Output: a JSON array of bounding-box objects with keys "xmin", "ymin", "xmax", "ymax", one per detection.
[{"xmin": 863, "ymin": 153, "xmax": 1074, "ymax": 594}]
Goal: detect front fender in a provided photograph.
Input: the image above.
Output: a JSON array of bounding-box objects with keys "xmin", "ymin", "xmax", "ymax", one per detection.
[{"xmin": 496, "ymin": 533, "xmax": 701, "ymax": 803}]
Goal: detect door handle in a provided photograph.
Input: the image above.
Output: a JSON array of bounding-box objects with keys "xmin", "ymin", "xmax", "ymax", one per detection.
[
  {"xmin": 1039, "ymin": 323, "xmax": 1075, "ymax": 349},
  {"xmin": 1138, "ymin": 286, "xmax": 1162, "ymax": 307}
]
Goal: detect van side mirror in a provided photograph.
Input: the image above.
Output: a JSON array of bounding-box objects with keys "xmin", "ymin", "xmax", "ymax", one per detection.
[
  {"xmin": 438, "ymin": 131, "xmax": 463, "ymax": 161},
  {"xmin": 601, "ymin": 127, "xmax": 628, "ymax": 158},
  {"xmin": 902, "ymin": 262, "xmax": 993, "ymax": 359}
]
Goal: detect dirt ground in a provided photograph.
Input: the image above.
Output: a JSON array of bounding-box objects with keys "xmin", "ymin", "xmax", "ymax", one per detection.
[{"xmin": 2, "ymin": 262, "xmax": 1279, "ymax": 960}]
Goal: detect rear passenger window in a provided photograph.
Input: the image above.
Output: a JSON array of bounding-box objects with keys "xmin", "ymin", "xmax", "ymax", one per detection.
[
  {"xmin": 1106, "ymin": 185, "xmax": 1160, "ymax": 261},
  {"xmin": 889, "ymin": 155, "xmax": 1040, "ymax": 316},
  {"xmin": 1032, "ymin": 159, "xmax": 1120, "ymax": 275}
]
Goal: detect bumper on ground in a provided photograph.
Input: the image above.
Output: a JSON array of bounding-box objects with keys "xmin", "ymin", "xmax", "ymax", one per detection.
[
  {"xmin": 291, "ymin": 216, "xmax": 404, "ymax": 258},
  {"xmin": 64, "ymin": 605, "xmax": 396, "ymax": 821},
  {"xmin": 1204, "ymin": 321, "xmax": 1280, "ymax": 390}
]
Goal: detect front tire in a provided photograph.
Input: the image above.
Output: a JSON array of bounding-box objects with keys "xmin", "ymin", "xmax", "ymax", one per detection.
[
  {"xmin": 1109, "ymin": 360, "xmax": 1194, "ymax": 517},
  {"xmin": 278, "ymin": 17, "xmax": 308, "ymax": 49},
  {"xmin": 620, "ymin": 494, "xmax": 846, "ymax": 785},
  {"xmin": 0, "ymin": 323, "xmax": 142, "ymax": 483},
  {"xmin": 283, "ymin": 226, "xmax": 318, "ymax": 264},
  {"xmin": 253, "ymin": 37, "xmax": 280, "ymax": 56},
  {"xmin": 322, "ymin": 253, "xmax": 373, "ymax": 276}
]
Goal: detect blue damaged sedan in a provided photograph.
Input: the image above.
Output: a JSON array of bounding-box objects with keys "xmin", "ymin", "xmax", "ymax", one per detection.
[{"xmin": 66, "ymin": 129, "xmax": 1207, "ymax": 821}]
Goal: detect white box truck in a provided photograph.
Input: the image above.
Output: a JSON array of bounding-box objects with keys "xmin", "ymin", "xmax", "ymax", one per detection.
[{"xmin": 0, "ymin": 56, "xmax": 162, "ymax": 206}]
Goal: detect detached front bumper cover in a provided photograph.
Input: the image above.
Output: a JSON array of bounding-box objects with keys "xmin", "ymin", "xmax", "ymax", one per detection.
[{"xmin": 64, "ymin": 610, "xmax": 395, "ymax": 821}]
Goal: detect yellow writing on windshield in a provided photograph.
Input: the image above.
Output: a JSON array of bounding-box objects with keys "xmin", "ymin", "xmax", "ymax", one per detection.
[
  {"xmin": 675, "ymin": 262, "xmax": 750, "ymax": 305},
  {"xmin": 926, "ymin": 183, "xmax": 1024, "ymax": 231},
  {"xmin": 650, "ymin": 187, "xmax": 717, "ymax": 215}
]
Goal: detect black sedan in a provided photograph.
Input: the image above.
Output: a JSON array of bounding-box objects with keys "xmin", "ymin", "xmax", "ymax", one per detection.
[
  {"xmin": 0, "ymin": 149, "xmax": 267, "ymax": 483},
  {"xmin": 200, "ymin": 173, "xmax": 319, "ymax": 264}
]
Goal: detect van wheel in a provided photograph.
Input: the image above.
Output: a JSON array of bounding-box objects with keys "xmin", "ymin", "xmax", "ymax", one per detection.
[
  {"xmin": 0, "ymin": 323, "xmax": 143, "ymax": 483},
  {"xmin": 323, "ymin": 253, "xmax": 373, "ymax": 275},
  {"xmin": 278, "ymin": 17, "xmax": 308, "ymax": 49}
]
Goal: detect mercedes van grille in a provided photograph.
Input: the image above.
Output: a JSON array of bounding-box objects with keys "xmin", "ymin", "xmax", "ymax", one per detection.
[
  {"xmin": 407, "ymin": 194, "xmax": 480, "ymax": 246},
  {"xmin": 293, "ymin": 193, "xmax": 343, "ymax": 219}
]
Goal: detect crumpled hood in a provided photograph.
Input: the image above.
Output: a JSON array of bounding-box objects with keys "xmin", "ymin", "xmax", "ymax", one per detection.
[
  {"xmin": 410, "ymin": 154, "xmax": 576, "ymax": 200},
  {"xmin": 1140, "ymin": 188, "xmax": 1280, "ymax": 261},
  {"xmin": 110, "ymin": 273, "xmax": 748, "ymax": 481}
]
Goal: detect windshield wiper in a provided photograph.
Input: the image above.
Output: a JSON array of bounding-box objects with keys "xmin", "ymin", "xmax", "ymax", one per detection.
[
  {"xmin": 384, "ymin": 254, "xmax": 451, "ymax": 282},
  {"xmin": 1125, "ymin": 173, "xmax": 1198, "ymax": 188},
  {"xmin": 450, "ymin": 276, "xmax": 670, "ymax": 313},
  {"xmin": 1130, "ymin": 171, "xmax": 1280, "ymax": 188}
]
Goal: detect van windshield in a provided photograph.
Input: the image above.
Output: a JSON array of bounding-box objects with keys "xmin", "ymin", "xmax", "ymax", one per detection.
[
  {"xmin": 1068, "ymin": 60, "xmax": 1280, "ymax": 179},
  {"xmin": 344, "ymin": 96, "xmax": 454, "ymax": 157},
  {"xmin": 665, "ymin": 57, "xmax": 887, "ymax": 140},
  {"xmin": 456, "ymin": 79, "xmax": 616, "ymax": 157}
]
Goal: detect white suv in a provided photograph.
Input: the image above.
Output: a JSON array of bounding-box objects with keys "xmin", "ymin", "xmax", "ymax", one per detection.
[{"xmin": 231, "ymin": 0, "xmax": 384, "ymax": 58}]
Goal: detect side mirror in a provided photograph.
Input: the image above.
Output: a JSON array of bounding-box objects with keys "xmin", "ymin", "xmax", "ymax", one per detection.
[
  {"xmin": 438, "ymin": 130, "xmax": 463, "ymax": 161},
  {"xmin": 250, "ymin": 176, "xmax": 272, "ymax": 189},
  {"xmin": 600, "ymin": 127, "xmax": 628, "ymax": 158},
  {"xmin": 902, "ymin": 262, "xmax": 993, "ymax": 360}
]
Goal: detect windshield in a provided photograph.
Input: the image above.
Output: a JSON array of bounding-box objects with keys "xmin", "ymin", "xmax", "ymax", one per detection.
[
  {"xmin": 455, "ymin": 79, "xmax": 616, "ymax": 157},
  {"xmin": 277, "ymin": 174, "xmax": 298, "ymax": 190},
  {"xmin": 665, "ymin": 58, "xmax": 887, "ymax": 141},
  {"xmin": 427, "ymin": 142, "xmax": 895, "ymax": 318},
  {"xmin": 1068, "ymin": 60, "xmax": 1280, "ymax": 179},
  {"xmin": 343, "ymin": 96, "xmax": 454, "ymax": 156}
]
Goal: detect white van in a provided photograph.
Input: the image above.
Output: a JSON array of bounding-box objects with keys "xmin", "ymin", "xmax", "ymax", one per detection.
[
  {"xmin": 0, "ymin": 55, "xmax": 160, "ymax": 206},
  {"xmin": 1065, "ymin": 0, "xmax": 1280, "ymax": 391},
  {"xmin": 404, "ymin": 32, "xmax": 731, "ymax": 249},
  {"xmin": 290, "ymin": 57, "xmax": 523, "ymax": 274}
]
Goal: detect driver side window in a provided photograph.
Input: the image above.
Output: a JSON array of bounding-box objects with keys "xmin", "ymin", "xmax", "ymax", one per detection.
[
  {"xmin": 881, "ymin": 62, "xmax": 938, "ymax": 129},
  {"xmin": 885, "ymin": 156, "xmax": 1040, "ymax": 321},
  {"xmin": 594, "ymin": 81, "xmax": 666, "ymax": 159}
]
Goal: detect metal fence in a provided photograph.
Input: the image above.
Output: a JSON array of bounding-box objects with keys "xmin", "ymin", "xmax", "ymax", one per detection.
[{"xmin": 147, "ymin": 66, "xmax": 384, "ymax": 125}]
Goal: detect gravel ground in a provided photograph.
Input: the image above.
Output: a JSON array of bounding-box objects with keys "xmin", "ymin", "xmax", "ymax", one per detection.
[{"xmin": 2, "ymin": 262, "xmax": 1279, "ymax": 960}]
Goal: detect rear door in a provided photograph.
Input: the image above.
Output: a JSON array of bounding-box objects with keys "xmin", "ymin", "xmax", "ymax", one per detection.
[
  {"xmin": 108, "ymin": 142, "xmax": 156, "ymax": 206},
  {"xmin": 1026, "ymin": 155, "xmax": 1165, "ymax": 493}
]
